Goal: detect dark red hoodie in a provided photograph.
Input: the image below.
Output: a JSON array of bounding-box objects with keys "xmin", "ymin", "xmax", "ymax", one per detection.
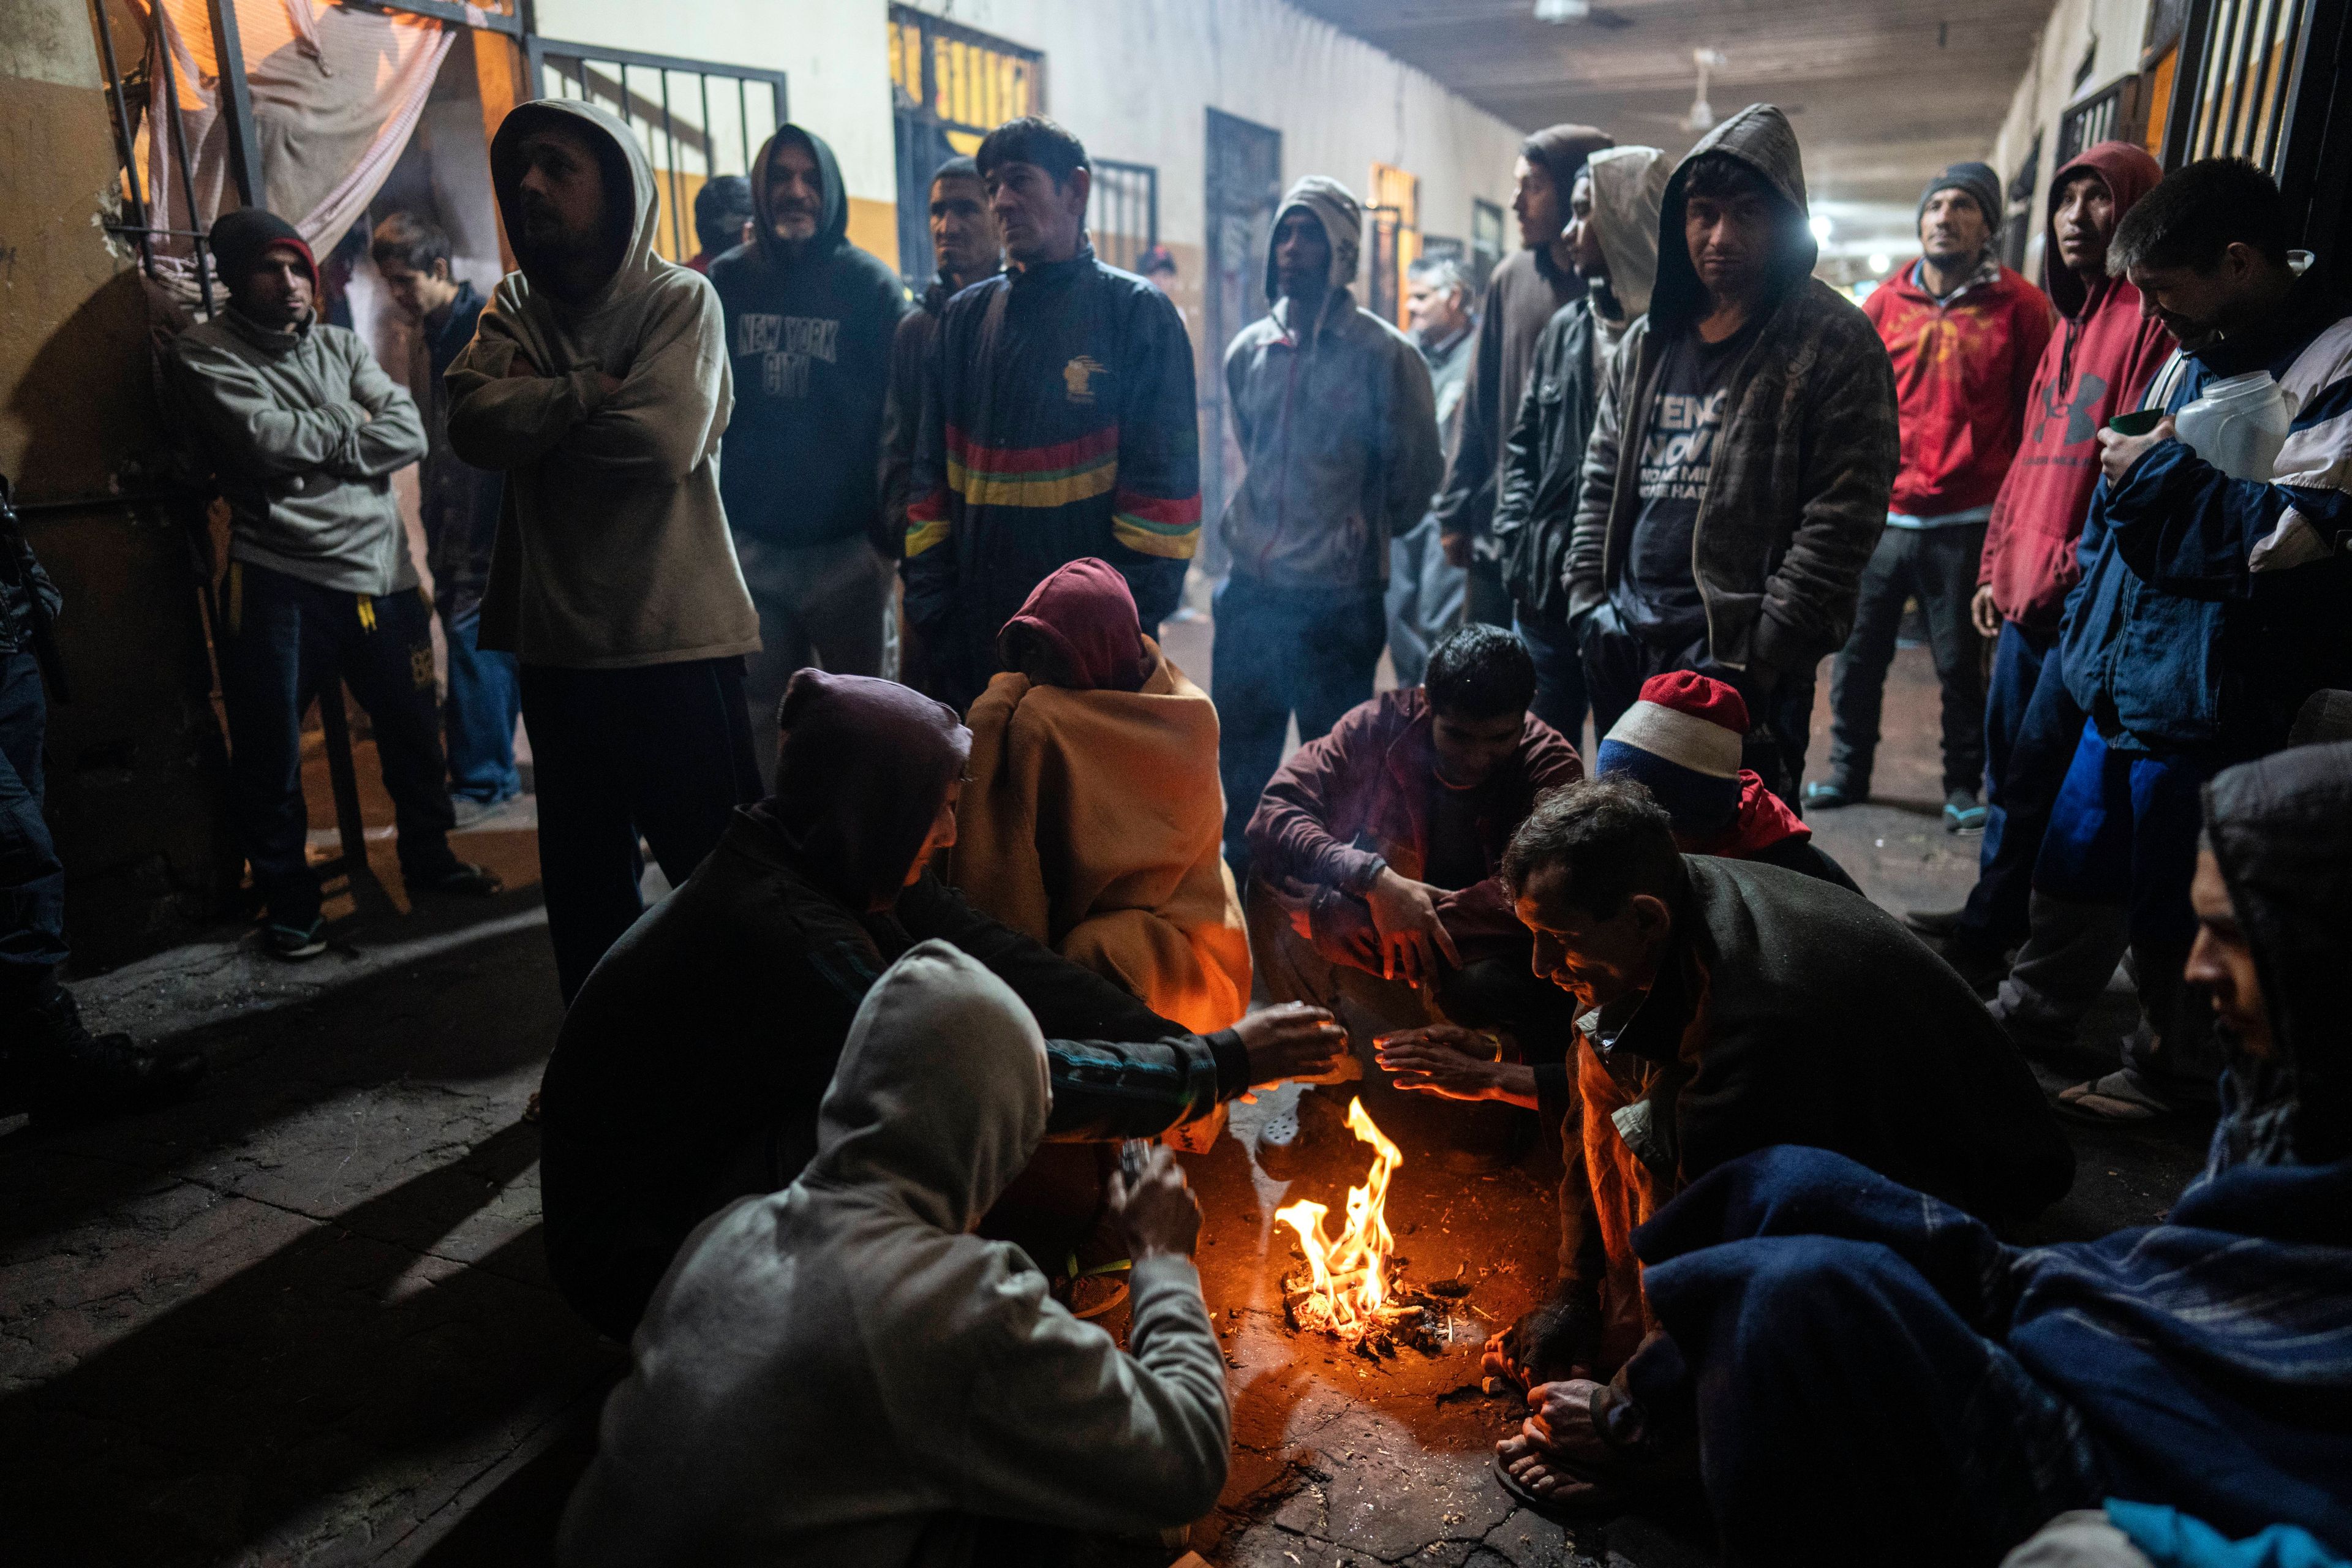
[
  {"xmin": 1977, "ymin": 141, "xmax": 2174, "ymax": 633},
  {"xmin": 1864, "ymin": 246, "xmax": 2051, "ymax": 521}
]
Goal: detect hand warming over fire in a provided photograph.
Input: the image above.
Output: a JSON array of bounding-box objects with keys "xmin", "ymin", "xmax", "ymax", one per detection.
[
  {"xmin": 1232, "ymin": 1001, "xmax": 1349, "ymax": 1087},
  {"xmin": 1107, "ymin": 1142, "xmax": 1201, "ymax": 1262},
  {"xmin": 1376, "ymin": 1025, "xmax": 1539, "ymax": 1107},
  {"xmin": 1365, "ymin": 867, "xmax": 1461, "ymax": 986}
]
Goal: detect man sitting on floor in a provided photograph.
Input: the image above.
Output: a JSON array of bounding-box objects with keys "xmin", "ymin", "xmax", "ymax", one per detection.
[
  {"xmin": 538, "ymin": 671, "xmax": 1343, "ymax": 1338},
  {"xmin": 1570, "ymin": 740, "xmax": 2352, "ymax": 1565},
  {"xmin": 947, "ymin": 557, "xmax": 1250, "ymax": 1037},
  {"xmin": 559, "ymin": 943, "xmax": 1231, "ymax": 1566},
  {"xmin": 1593, "ymin": 671, "xmax": 1858, "ymax": 891},
  {"xmin": 1377, "ymin": 776, "xmax": 2072, "ymax": 1417},
  {"xmin": 1245, "ymin": 624, "xmax": 1585, "ymax": 1172}
]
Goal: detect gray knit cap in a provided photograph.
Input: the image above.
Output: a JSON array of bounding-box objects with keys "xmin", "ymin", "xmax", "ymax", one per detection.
[{"xmin": 1918, "ymin": 161, "xmax": 2002, "ymax": 228}]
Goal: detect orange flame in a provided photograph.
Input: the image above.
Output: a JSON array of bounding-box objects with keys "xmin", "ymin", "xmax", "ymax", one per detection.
[{"xmin": 1275, "ymin": 1097, "xmax": 1404, "ymax": 1340}]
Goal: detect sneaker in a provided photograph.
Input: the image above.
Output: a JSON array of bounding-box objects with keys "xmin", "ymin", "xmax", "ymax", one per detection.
[
  {"xmin": 1255, "ymin": 1087, "xmax": 1347, "ymax": 1180},
  {"xmin": 264, "ymin": 916, "xmax": 328, "ymax": 960},
  {"xmin": 2055, "ymin": 1068, "xmax": 2168, "ymax": 1123},
  {"xmin": 0, "ymin": 984, "xmax": 206, "ymax": 1121},
  {"xmin": 1803, "ymin": 778, "xmax": 1865, "ymax": 810},
  {"xmin": 417, "ymin": 861, "xmax": 503, "ymax": 899},
  {"xmin": 448, "ymin": 793, "xmax": 518, "ymax": 830},
  {"xmin": 1904, "ymin": 908, "xmax": 1967, "ymax": 938},
  {"xmin": 1943, "ymin": 788, "xmax": 1989, "ymax": 834}
]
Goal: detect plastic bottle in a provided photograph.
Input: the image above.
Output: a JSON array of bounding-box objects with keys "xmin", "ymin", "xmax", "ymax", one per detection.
[{"xmin": 2172, "ymin": 371, "xmax": 2294, "ymax": 481}]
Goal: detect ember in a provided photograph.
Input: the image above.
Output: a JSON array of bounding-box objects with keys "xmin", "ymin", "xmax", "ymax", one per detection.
[{"xmin": 1275, "ymin": 1098, "xmax": 1429, "ymax": 1350}]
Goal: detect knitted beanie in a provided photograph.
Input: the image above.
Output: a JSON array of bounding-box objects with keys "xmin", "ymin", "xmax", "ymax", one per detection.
[
  {"xmin": 1918, "ymin": 161, "xmax": 2003, "ymax": 231},
  {"xmin": 1596, "ymin": 671, "xmax": 1748, "ymax": 835}
]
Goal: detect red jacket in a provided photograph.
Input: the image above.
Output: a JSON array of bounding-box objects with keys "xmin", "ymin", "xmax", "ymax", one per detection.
[
  {"xmin": 1864, "ymin": 255, "xmax": 2050, "ymax": 519},
  {"xmin": 1246, "ymin": 687, "xmax": 1583, "ymax": 950},
  {"xmin": 1978, "ymin": 141, "xmax": 2174, "ymax": 633}
]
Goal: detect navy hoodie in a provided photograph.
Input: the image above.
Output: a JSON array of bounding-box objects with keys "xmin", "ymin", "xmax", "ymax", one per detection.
[{"xmin": 709, "ymin": 126, "xmax": 908, "ymax": 549}]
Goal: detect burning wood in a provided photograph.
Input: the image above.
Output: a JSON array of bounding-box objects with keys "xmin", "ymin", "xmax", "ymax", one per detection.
[{"xmin": 1275, "ymin": 1099, "xmax": 1444, "ymax": 1356}]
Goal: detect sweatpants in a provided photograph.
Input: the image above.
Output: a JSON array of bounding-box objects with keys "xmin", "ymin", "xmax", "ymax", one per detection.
[
  {"xmin": 1384, "ymin": 513, "xmax": 1465, "ymax": 689},
  {"xmin": 216, "ymin": 561, "xmax": 461, "ymax": 925},
  {"xmin": 1991, "ymin": 723, "xmax": 2220, "ymax": 1088},
  {"xmin": 0, "ymin": 650, "xmax": 66, "ymax": 1007},
  {"xmin": 737, "ymin": 533, "xmax": 894, "ymax": 789},
  {"xmin": 521, "ymin": 658, "xmax": 761, "ymax": 1003},
  {"xmin": 1581, "ymin": 605, "xmax": 1817, "ymax": 812},
  {"xmin": 1825, "ymin": 522, "xmax": 1988, "ymax": 797},
  {"xmin": 1212, "ymin": 574, "xmax": 1386, "ymax": 878}
]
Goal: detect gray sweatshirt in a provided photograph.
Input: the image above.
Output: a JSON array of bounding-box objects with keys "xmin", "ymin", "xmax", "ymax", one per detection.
[
  {"xmin": 167, "ymin": 308, "xmax": 428, "ymax": 595},
  {"xmin": 446, "ymin": 99, "xmax": 759, "ymax": 669},
  {"xmin": 558, "ymin": 941, "xmax": 1231, "ymax": 1567},
  {"xmin": 1219, "ymin": 176, "xmax": 1440, "ymax": 590}
]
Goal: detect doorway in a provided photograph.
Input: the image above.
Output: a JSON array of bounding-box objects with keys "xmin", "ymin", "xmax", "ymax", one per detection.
[{"xmin": 1202, "ymin": 108, "xmax": 1281, "ymax": 576}]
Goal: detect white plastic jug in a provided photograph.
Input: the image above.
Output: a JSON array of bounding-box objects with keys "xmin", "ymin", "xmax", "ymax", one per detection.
[{"xmin": 2171, "ymin": 371, "xmax": 2294, "ymax": 481}]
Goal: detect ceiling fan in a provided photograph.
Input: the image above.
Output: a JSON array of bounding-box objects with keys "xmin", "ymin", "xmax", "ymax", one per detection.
[
  {"xmin": 1532, "ymin": 0, "xmax": 1635, "ymax": 29},
  {"xmin": 1630, "ymin": 47, "xmax": 1728, "ymax": 134}
]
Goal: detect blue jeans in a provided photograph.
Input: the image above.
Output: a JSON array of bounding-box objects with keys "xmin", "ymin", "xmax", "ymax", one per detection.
[
  {"xmin": 216, "ymin": 562, "xmax": 460, "ymax": 925},
  {"xmin": 520, "ymin": 658, "xmax": 761, "ymax": 1004},
  {"xmin": 1384, "ymin": 513, "xmax": 1464, "ymax": 689},
  {"xmin": 440, "ymin": 599, "xmax": 521, "ymax": 804},
  {"xmin": 1213, "ymin": 575, "xmax": 1386, "ymax": 876},
  {"xmin": 1513, "ymin": 608, "xmax": 1588, "ymax": 746},
  {"xmin": 1958, "ymin": 623, "xmax": 2081, "ymax": 952},
  {"xmin": 0, "ymin": 650, "xmax": 67, "ymax": 1001}
]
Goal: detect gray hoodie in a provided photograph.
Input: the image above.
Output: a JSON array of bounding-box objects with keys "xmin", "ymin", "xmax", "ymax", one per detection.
[
  {"xmin": 1219, "ymin": 176, "xmax": 1441, "ymax": 589},
  {"xmin": 557, "ymin": 941, "xmax": 1229, "ymax": 1568},
  {"xmin": 446, "ymin": 99, "xmax": 759, "ymax": 669},
  {"xmin": 1567, "ymin": 105, "xmax": 1899, "ymax": 674}
]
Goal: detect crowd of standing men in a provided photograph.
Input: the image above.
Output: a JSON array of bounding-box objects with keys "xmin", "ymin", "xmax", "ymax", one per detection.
[{"xmin": 1, "ymin": 77, "xmax": 2348, "ymax": 1568}]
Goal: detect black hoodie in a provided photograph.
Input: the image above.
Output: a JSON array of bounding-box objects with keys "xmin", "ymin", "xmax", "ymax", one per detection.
[{"xmin": 709, "ymin": 126, "xmax": 909, "ymax": 550}]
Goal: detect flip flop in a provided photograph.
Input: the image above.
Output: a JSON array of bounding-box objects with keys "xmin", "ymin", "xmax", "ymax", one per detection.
[{"xmin": 1492, "ymin": 1452, "xmax": 1619, "ymax": 1522}]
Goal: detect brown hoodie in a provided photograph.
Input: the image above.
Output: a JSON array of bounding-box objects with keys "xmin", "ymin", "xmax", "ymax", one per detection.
[{"xmin": 445, "ymin": 100, "xmax": 759, "ymax": 669}]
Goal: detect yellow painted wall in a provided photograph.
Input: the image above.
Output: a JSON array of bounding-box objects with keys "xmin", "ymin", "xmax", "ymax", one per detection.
[{"xmin": 848, "ymin": 197, "xmax": 902, "ymax": 273}]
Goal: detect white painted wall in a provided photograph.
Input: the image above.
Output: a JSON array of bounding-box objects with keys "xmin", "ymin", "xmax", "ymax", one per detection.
[
  {"xmin": 1991, "ymin": 0, "xmax": 2156, "ymax": 282},
  {"xmin": 892, "ymin": 0, "xmax": 1528, "ymax": 255}
]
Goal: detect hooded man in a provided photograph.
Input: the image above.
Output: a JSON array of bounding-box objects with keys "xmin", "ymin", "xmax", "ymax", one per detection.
[
  {"xmin": 557, "ymin": 943, "xmax": 1231, "ymax": 1567},
  {"xmin": 1583, "ymin": 741, "xmax": 2352, "ymax": 1564},
  {"xmin": 1566, "ymin": 105, "xmax": 1901, "ymax": 807},
  {"xmin": 1215, "ymin": 176, "xmax": 1442, "ymax": 878},
  {"xmin": 1491, "ymin": 145, "xmax": 1671, "ymax": 739},
  {"xmin": 1906, "ymin": 144, "xmax": 2173, "ymax": 989},
  {"xmin": 1989, "ymin": 158, "xmax": 2352, "ymax": 1120},
  {"xmin": 711, "ymin": 123, "xmax": 910, "ymax": 777},
  {"xmin": 538, "ymin": 670, "xmax": 1346, "ymax": 1340},
  {"xmin": 1814, "ymin": 162, "xmax": 2053, "ymax": 831},
  {"xmin": 947, "ymin": 559, "xmax": 1250, "ymax": 1039},
  {"xmin": 168, "ymin": 206, "xmax": 500, "ymax": 961},
  {"xmin": 447, "ymin": 101, "xmax": 763, "ymax": 1005},
  {"xmin": 905, "ymin": 116, "xmax": 1202, "ymax": 712},
  {"xmin": 684, "ymin": 173, "xmax": 752, "ymax": 274},
  {"xmin": 1437, "ymin": 125, "xmax": 1616, "ymax": 641}
]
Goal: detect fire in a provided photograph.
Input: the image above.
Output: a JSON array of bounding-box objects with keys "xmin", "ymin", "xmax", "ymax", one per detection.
[{"xmin": 1275, "ymin": 1097, "xmax": 1404, "ymax": 1341}]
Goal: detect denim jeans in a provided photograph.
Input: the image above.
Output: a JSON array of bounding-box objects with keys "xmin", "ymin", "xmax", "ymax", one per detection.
[
  {"xmin": 1384, "ymin": 513, "xmax": 1465, "ymax": 689},
  {"xmin": 1513, "ymin": 607, "xmax": 1589, "ymax": 747},
  {"xmin": 1826, "ymin": 522, "xmax": 1989, "ymax": 796},
  {"xmin": 1958, "ymin": 625, "xmax": 2082, "ymax": 953},
  {"xmin": 1212, "ymin": 575, "xmax": 1386, "ymax": 875},
  {"xmin": 520, "ymin": 658, "xmax": 761, "ymax": 1004},
  {"xmin": 216, "ymin": 562, "xmax": 460, "ymax": 924},
  {"xmin": 0, "ymin": 650, "xmax": 67, "ymax": 1003},
  {"xmin": 440, "ymin": 599, "xmax": 521, "ymax": 805}
]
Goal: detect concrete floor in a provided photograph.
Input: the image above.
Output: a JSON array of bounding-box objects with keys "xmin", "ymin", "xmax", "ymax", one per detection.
[{"xmin": 0, "ymin": 638, "xmax": 2208, "ymax": 1566}]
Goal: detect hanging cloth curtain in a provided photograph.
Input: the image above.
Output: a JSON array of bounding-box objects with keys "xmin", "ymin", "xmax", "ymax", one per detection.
[{"xmin": 135, "ymin": 0, "xmax": 456, "ymax": 302}]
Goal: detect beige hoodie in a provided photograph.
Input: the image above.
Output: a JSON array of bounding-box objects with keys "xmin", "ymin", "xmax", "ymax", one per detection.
[
  {"xmin": 447, "ymin": 100, "xmax": 759, "ymax": 669},
  {"xmin": 557, "ymin": 941, "xmax": 1231, "ymax": 1567}
]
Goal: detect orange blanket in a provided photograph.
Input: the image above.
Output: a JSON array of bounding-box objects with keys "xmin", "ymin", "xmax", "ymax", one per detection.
[{"xmin": 948, "ymin": 639, "xmax": 1251, "ymax": 1034}]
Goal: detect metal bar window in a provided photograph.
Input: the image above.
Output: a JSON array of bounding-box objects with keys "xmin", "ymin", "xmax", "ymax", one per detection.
[
  {"xmin": 1088, "ymin": 159, "xmax": 1159, "ymax": 273},
  {"xmin": 527, "ymin": 39, "xmax": 788, "ymax": 266},
  {"xmin": 2177, "ymin": 0, "xmax": 2309, "ymax": 170}
]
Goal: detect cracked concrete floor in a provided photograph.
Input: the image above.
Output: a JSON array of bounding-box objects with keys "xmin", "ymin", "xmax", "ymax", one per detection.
[{"xmin": 0, "ymin": 641, "xmax": 2207, "ymax": 1566}]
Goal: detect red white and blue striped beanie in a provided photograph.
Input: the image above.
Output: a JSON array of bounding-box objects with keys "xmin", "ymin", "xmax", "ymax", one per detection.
[{"xmin": 1596, "ymin": 671, "xmax": 1747, "ymax": 835}]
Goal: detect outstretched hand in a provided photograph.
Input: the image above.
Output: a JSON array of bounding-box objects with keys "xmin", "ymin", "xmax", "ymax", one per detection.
[
  {"xmin": 1232, "ymin": 1002, "xmax": 1349, "ymax": 1087},
  {"xmin": 1376, "ymin": 1024, "xmax": 1500, "ymax": 1100}
]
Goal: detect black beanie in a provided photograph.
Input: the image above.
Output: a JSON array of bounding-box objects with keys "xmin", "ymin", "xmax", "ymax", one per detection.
[{"xmin": 209, "ymin": 207, "xmax": 320, "ymax": 293}]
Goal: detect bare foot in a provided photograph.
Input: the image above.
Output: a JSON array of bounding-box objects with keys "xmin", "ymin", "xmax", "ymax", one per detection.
[{"xmin": 1496, "ymin": 1430, "xmax": 1609, "ymax": 1506}]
